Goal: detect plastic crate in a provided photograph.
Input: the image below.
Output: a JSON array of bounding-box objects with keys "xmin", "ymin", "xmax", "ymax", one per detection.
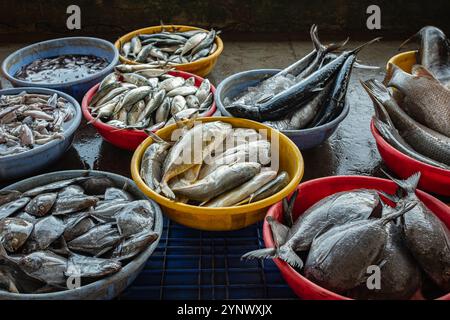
[{"xmin": 120, "ymin": 218, "xmax": 296, "ymax": 300}]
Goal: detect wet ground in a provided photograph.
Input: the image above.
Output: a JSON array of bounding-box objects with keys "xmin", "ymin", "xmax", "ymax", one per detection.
[{"xmin": 0, "ymin": 39, "xmax": 399, "ymax": 187}]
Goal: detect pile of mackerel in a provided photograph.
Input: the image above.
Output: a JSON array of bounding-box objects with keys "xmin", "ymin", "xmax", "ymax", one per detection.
[{"xmin": 225, "ymin": 25, "xmax": 380, "ymax": 130}]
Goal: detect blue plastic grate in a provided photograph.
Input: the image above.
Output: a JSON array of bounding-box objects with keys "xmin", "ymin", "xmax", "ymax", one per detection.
[{"xmin": 120, "ymin": 217, "xmax": 297, "ymax": 300}]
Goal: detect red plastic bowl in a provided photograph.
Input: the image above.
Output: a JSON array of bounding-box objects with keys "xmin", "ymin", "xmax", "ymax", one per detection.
[
  {"xmin": 82, "ymin": 70, "xmax": 216, "ymax": 150},
  {"xmin": 371, "ymin": 120, "xmax": 450, "ymax": 196},
  {"xmin": 263, "ymin": 175, "xmax": 450, "ymax": 300}
]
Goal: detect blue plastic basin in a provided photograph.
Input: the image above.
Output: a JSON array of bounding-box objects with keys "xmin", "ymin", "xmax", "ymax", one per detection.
[
  {"xmin": 0, "ymin": 87, "xmax": 81, "ymax": 182},
  {"xmin": 0, "ymin": 170, "xmax": 163, "ymax": 300},
  {"xmin": 215, "ymin": 69, "xmax": 350, "ymax": 150},
  {"xmin": 1, "ymin": 37, "xmax": 119, "ymax": 101}
]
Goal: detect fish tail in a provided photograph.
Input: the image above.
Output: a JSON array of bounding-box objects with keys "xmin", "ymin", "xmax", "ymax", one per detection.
[
  {"xmin": 398, "ymin": 32, "xmax": 418, "ymax": 51},
  {"xmin": 144, "ymin": 130, "xmax": 165, "ymax": 143},
  {"xmin": 266, "ymin": 216, "xmax": 290, "ymax": 247},
  {"xmin": 351, "ymin": 37, "xmax": 383, "ymax": 54},
  {"xmin": 381, "ymin": 201, "xmax": 418, "ymax": 225},
  {"xmin": 360, "ymin": 80, "xmax": 393, "ymax": 125},
  {"xmin": 326, "ymin": 37, "xmax": 350, "ymax": 53},
  {"xmin": 241, "ymin": 246, "xmax": 304, "ymax": 269},
  {"xmin": 160, "ymin": 181, "xmax": 177, "ymax": 200},
  {"xmin": 277, "ymin": 246, "xmax": 304, "ymax": 269},
  {"xmin": 310, "ymin": 24, "xmax": 324, "ymax": 52},
  {"xmin": 382, "ymin": 169, "xmax": 421, "ymax": 195},
  {"xmin": 282, "ymin": 189, "xmax": 299, "ymax": 227},
  {"xmin": 241, "ymin": 248, "xmax": 278, "ymax": 261},
  {"xmin": 87, "ymin": 113, "xmax": 101, "ymax": 125},
  {"xmin": 361, "ymin": 79, "xmax": 391, "ymax": 104}
]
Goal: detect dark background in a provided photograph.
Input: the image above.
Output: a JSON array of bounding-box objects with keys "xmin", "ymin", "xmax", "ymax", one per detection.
[{"xmin": 1, "ymin": 0, "xmax": 449, "ymax": 42}]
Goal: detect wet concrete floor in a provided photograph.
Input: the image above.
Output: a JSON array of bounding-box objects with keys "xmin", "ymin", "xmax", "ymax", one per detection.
[{"xmin": 0, "ymin": 39, "xmax": 413, "ymax": 189}]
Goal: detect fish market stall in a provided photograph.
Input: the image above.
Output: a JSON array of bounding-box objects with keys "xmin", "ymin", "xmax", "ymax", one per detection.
[{"xmin": 0, "ymin": 23, "xmax": 449, "ymax": 300}]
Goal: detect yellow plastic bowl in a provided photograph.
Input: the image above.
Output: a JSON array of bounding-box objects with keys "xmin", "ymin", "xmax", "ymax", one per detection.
[
  {"xmin": 386, "ymin": 50, "xmax": 417, "ymax": 73},
  {"xmin": 115, "ymin": 25, "xmax": 224, "ymax": 77},
  {"xmin": 131, "ymin": 117, "xmax": 304, "ymax": 231}
]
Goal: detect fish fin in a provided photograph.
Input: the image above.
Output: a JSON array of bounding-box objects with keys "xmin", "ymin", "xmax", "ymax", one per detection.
[
  {"xmin": 370, "ymin": 196, "xmax": 383, "ymax": 219},
  {"xmin": 378, "ymin": 190, "xmax": 401, "ymax": 204},
  {"xmin": 350, "ymin": 37, "xmax": 383, "ymax": 54},
  {"xmin": 381, "ymin": 201, "xmax": 418, "ymax": 225},
  {"xmin": 373, "ymin": 117, "xmax": 395, "ymax": 139},
  {"xmin": 360, "ymin": 79, "xmax": 391, "ymax": 105},
  {"xmin": 326, "ymin": 37, "xmax": 350, "ymax": 52},
  {"xmin": 411, "ymin": 65, "xmax": 440, "ymax": 82},
  {"xmin": 241, "ymin": 248, "xmax": 278, "ymax": 261},
  {"xmin": 160, "ymin": 182, "xmax": 177, "ymax": 200},
  {"xmin": 235, "ymin": 197, "xmax": 251, "ymax": 206},
  {"xmin": 354, "ymin": 62, "xmax": 380, "ymax": 70},
  {"xmin": 144, "ymin": 130, "xmax": 165, "ymax": 143},
  {"xmin": 360, "ymin": 80, "xmax": 394, "ymax": 126},
  {"xmin": 266, "ymin": 216, "xmax": 290, "ymax": 247},
  {"xmin": 242, "ymin": 245, "xmax": 303, "ymax": 269},
  {"xmin": 310, "ymin": 24, "xmax": 348, "ymax": 53},
  {"xmin": 283, "ymin": 189, "xmax": 298, "ymax": 227},
  {"xmin": 277, "ymin": 246, "xmax": 304, "ymax": 269},
  {"xmin": 310, "ymin": 24, "xmax": 324, "ymax": 52},
  {"xmin": 398, "ymin": 32, "xmax": 418, "ymax": 51},
  {"xmin": 382, "ymin": 169, "xmax": 421, "ymax": 195}
]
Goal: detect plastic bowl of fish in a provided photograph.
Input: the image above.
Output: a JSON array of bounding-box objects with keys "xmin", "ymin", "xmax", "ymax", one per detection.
[
  {"xmin": 130, "ymin": 117, "xmax": 304, "ymax": 231},
  {"xmin": 215, "ymin": 69, "xmax": 350, "ymax": 150},
  {"xmin": 1, "ymin": 37, "xmax": 119, "ymax": 101},
  {"xmin": 371, "ymin": 121, "xmax": 450, "ymax": 196},
  {"xmin": 82, "ymin": 66, "xmax": 217, "ymax": 151},
  {"xmin": 365, "ymin": 26, "xmax": 450, "ymax": 196},
  {"xmin": 0, "ymin": 87, "xmax": 82, "ymax": 182},
  {"xmin": 214, "ymin": 26, "xmax": 379, "ymax": 150},
  {"xmin": 115, "ymin": 24, "xmax": 223, "ymax": 77},
  {"xmin": 0, "ymin": 170, "xmax": 163, "ymax": 300},
  {"xmin": 256, "ymin": 174, "xmax": 450, "ymax": 300}
]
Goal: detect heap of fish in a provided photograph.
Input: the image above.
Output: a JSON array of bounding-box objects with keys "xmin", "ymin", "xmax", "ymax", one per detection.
[
  {"xmin": 0, "ymin": 174, "xmax": 159, "ymax": 294},
  {"xmin": 88, "ymin": 65, "xmax": 213, "ymax": 130},
  {"xmin": 120, "ymin": 25, "xmax": 218, "ymax": 65},
  {"xmin": 15, "ymin": 54, "xmax": 109, "ymax": 84},
  {"xmin": 242, "ymin": 172, "xmax": 450, "ymax": 300},
  {"xmin": 362, "ymin": 26, "xmax": 450, "ymax": 170},
  {"xmin": 224, "ymin": 25, "xmax": 380, "ymax": 130},
  {"xmin": 140, "ymin": 120, "xmax": 289, "ymax": 207},
  {"xmin": 0, "ymin": 92, "xmax": 74, "ymax": 157}
]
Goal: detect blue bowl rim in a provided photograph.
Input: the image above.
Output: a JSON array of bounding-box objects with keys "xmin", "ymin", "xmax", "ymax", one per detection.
[
  {"xmin": 1, "ymin": 37, "xmax": 119, "ymax": 88},
  {"xmin": 215, "ymin": 68, "xmax": 350, "ymax": 136},
  {"xmin": 0, "ymin": 170, "xmax": 163, "ymax": 299},
  {"xmin": 0, "ymin": 87, "xmax": 82, "ymax": 161}
]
